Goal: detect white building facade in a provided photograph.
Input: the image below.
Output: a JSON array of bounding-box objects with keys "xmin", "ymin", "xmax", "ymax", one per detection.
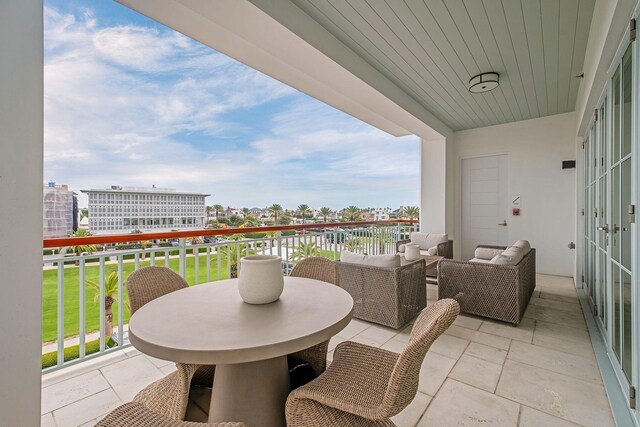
[{"xmin": 81, "ymin": 186, "xmax": 209, "ymax": 234}]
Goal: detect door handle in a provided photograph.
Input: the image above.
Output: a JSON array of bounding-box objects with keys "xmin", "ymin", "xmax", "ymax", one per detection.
[
  {"xmin": 498, "ymin": 220, "xmax": 507, "ymax": 226},
  {"xmin": 612, "ymin": 224, "xmax": 620, "ymax": 233},
  {"xmin": 597, "ymin": 224, "xmax": 609, "ymax": 233}
]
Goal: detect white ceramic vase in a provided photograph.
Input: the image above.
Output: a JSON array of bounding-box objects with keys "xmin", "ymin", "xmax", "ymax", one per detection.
[
  {"xmin": 405, "ymin": 244, "xmax": 421, "ymax": 261},
  {"xmin": 238, "ymin": 255, "xmax": 285, "ymax": 304}
]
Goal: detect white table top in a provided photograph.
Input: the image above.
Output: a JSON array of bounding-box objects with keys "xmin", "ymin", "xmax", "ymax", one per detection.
[{"xmin": 128, "ymin": 277, "xmax": 354, "ymax": 365}]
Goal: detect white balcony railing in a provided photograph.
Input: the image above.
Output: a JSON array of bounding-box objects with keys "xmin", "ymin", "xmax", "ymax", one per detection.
[{"xmin": 41, "ymin": 220, "xmax": 418, "ymax": 372}]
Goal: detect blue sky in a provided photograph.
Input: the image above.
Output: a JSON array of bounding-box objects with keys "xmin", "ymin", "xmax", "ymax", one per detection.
[{"xmin": 43, "ymin": 0, "xmax": 419, "ymax": 210}]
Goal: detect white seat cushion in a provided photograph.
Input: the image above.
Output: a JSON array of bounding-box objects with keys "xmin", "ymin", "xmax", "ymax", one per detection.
[
  {"xmin": 469, "ymin": 257, "xmax": 492, "ymax": 264},
  {"xmin": 410, "ymin": 232, "xmax": 448, "ymax": 250},
  {"xmin": 340, "ymin": 250, "xmax": 400, "ymax": 268},
  {"xmin": 414, "ymin": 248, "xmax": 437, "ymax": 256}
]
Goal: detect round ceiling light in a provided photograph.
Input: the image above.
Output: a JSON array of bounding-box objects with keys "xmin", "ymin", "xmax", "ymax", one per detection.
[{"xmin": 468, "ymin": 72, "xmax": 499, "ymax": 93}]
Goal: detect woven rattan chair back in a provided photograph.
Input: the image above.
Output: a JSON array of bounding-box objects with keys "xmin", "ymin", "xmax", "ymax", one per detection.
[
  {"xmin": 382, "ymin": 299, "xmax": 459, "ymax": 416},
  {"xmin": 288, "ymin": 256, "xmax": 338, "ymax": 375},
  {"xmin": 289, "ymin": 257, "xmax": 338, "ymax": 285},
  {"xmin": 126, "ymin": 266, "xmax": 189, "ymax": 314}
]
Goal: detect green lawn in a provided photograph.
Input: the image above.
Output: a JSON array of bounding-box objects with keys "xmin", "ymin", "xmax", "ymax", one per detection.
[{"xmin": 42, "ymin": 254, "xmax": 231, "ymax": 343}]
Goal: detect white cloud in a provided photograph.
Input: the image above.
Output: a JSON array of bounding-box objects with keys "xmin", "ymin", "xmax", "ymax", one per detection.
[{"xmin": 43, "ymin": 4, "xmax": 419, "ymax": 211}]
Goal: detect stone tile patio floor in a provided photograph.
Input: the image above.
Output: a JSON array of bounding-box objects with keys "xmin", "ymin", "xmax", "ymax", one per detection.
[{"xmin": 41, "ymin": 274, "xmax": 615, "ymax": 427}]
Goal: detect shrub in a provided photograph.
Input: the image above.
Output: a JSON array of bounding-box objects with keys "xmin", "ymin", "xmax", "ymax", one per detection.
[
  {"xmin": 281, "ymin": 230, "xmax": 296, "ymax": 236},
  {"xmin": 244, "ymin": 232, "xmax": 267, "ymax": 239},
  {"xmin": 42, "ymin": 338, "xmax": 117, "ymax": 369}
]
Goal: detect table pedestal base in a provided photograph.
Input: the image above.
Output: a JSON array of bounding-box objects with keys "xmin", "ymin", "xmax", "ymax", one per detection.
[{"xmin": 209, "ymin": 356, "xmax": 290, "ymax": 426}]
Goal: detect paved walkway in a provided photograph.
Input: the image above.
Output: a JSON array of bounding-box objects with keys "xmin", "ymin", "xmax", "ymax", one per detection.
[{"xmin": 41, "ymin": 274, "xmax": 614, "ymax": 427}]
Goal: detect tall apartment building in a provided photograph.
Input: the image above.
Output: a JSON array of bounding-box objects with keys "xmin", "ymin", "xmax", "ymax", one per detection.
[
  {"xmin": 81, "ymin": 186, "xmax": 210, "ymax": 235},
  {"xmin": 43, "ymin": 182, "xmax": 78, "ymax": 238}
]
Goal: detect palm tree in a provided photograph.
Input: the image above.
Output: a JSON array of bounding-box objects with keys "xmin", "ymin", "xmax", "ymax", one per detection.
[
  {"xmin": 139, "ymin": 240, "xmax": 152, "ymax": 260},
  {"xmin": 80, "ymin": 208, "xmax": 89, "ymax": 220},
  {"xmin": 289, "ymin": 241, "xmax": 321, "ymax": 261},
  {"xmin": 63, "ymin": 228, "xmax": 97, "ymax": 265},
  {"xmin": 205, "ymin": 205, "xmax": 213, "ymax": 220},
  {"xmin": 403, "ymin": 206, "xmax": 420, "ymax": 220},
  {"xmin": 241, "ymin": 207, "xmax": 250, "ymax": 219},
  {"xmin": 297, "ymin": 204, "xmax": 311, "ymax": 224},
  {"xmin": 344, "ymin": 237, "xmax": 364, "ymax": 252},
  {"xmin": 342, "ymin": 206, "xmax": 362, "ymax": 222},
  {"xmin": 269, "ymin": 204, "xmax": 283, "ymax": 222},
  {"xmin": 213, "ymin": 204, "xmax": 224, "ymax": 220},
  {"xmin": 86, "ymin": 271, "xmax": 119, "ymax": 337},
  {"xmin": 219, "ymin": 244, "xmax": 254, "ymax": 278},
  {"xmin": 319, "ymin": 207, "xmax": 332, "ymax": 223},
  {"xmin": 265, "ymin": 230, "xmax": 277, "ymax": 248}
]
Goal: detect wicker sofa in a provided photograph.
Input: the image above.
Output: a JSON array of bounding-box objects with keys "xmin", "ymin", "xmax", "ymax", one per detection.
[
  {"xmin": 438, "ymin": 244, "xmax": 536, "ymax": 325},
  {"xmin": 396, "ymin": 232, "xmax": 453, "ymax": 278},
  {"xmin": 335, "ymin": 258, "xmax": 427, "ymax": 329}
]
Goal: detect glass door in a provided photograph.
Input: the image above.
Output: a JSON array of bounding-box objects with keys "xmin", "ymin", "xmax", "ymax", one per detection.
[
  {"xmin": 584, "ymin": 41, "xmax": 635, "ymax": 393},
  {"xmin": 609, "ymin": 45, "xmax": 634, "ymax": 382}
]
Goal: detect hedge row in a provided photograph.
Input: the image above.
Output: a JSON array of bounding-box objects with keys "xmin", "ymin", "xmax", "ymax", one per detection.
[{"xmin": 42, "ymin": 337, "xmax": 117, "ymax": 369}]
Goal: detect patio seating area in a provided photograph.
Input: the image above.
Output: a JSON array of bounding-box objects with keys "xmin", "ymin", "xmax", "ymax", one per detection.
[{"xmin": 41, "ymin": 274, "xmax": 613, "ymax": 427}]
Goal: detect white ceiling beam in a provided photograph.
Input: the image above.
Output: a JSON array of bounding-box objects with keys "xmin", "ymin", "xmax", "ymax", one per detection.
[{"xmin": 116, "ymin": 0, "xmax": 451, "ymax": 140}]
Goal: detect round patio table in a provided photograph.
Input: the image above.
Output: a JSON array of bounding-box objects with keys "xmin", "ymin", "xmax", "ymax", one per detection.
[{"xmin": 128, "ymin": 277, "xmax": 354, "ymax": 426}]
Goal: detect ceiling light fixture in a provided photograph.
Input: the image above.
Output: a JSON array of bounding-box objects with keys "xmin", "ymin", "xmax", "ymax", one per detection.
[{"xmin": 468, "ymin": 72, "xmax": 499, "ymax": 93}]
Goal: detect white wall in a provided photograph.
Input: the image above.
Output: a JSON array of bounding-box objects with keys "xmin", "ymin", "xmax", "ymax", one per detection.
[
  {"xmin": 447, "ymin": 112, "xmax": 578, "ymax": 276},
  {"xmin": 420, "ymin": 138, "xmax": 447, "ymax": 233},
  {"xmin": 0, "ymin": 1, "xmax": 43, "ymax": 425}
]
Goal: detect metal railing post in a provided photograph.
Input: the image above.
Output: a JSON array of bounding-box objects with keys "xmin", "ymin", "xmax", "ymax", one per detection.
[
  {"xmin": 99, "ymin": 258, "xmax": 105, "ymax": 352},
  {"xmin": 117, "ymin": 256, "xmax": 124, "ymax": 348},
  {"xmin": 79, "ymin": 259, "xmax": 86, "ymax": 359},
  {"xmin": 277, "ymin": 231, "xmax": 282, "ymax": 258},
  {"xmin": 57, "ymin": 261, "xmax": 65, "ymax": 367},
  {"xmin": 178, "ymin": 237, "xmax": 186, "ymax": 278}
]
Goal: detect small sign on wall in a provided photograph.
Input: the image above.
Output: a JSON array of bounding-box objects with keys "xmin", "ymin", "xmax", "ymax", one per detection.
[{"xmin": 512, "ymin": 195, "xmax": 521, "ymax": 216}]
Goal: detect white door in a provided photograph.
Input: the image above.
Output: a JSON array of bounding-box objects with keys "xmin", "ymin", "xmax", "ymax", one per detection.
[{"xmin": 461, "ymin": 154, "xmax": 509, "ymax": 260}]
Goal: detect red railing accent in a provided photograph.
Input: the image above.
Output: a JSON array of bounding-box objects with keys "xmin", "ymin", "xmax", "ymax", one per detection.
[{"xmin": 43, "ymin": 220, "xmax": 418, "ymax": 248}]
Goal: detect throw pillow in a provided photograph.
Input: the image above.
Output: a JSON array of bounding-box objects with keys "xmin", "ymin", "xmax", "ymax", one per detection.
[
  {"xmin": 512, "ymin": 240, "xmax": 531, "ymax": 253},
  {"xmin": 474, "ymin": 247, "xmax": 503, "ymax": 260}
]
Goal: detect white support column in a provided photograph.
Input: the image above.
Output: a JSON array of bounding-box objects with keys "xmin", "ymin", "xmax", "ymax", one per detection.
[
  {"xmin": 420, "ymin": 138, "xmax": 447, "ymax": 233},
  {"xmin": 0, "ymin": 1, "xmax": 43, "ymax": 426}
]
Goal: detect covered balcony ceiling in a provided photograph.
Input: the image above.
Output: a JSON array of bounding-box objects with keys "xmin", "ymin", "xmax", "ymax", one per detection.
[
  {"xmin": 119, "ymin": 0, "xmax": 596, "ymax": 137},
  {"xmin": 286, "ymin": 0, "xmax": 596, "ymax": 131}
]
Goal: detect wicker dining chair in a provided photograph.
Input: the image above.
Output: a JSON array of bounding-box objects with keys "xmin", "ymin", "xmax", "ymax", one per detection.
[
  {"xmin": 126, "ymin": 266, "xmax": 216, "ymax": 420},
  {"xmin": 285, "ymin": 299, "xmax": 460, "ymax": 427},
  {"xmin": 288, "ymin": 257, "xmax": 339, "ymax": 375},
  {"xmin": 96, "ymin": 402, "xmax": 245, "ymax": 427}
]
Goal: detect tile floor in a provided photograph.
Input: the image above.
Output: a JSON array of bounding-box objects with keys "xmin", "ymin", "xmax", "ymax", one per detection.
[{"xmin": 41, "ymin": 274, "xmax": 615, "ymax": 427}]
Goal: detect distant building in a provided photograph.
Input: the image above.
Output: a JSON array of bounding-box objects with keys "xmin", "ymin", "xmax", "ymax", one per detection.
[
  {"xmin": 43, "ymin": 182, "xmax": 77, "ymax": 238},
  {"xmin": 81, "ymin": 186, "xmax": 210, "ymax": 235},
  {"xmin": 372, "ymin": 207, "xmax": 391, "ymax": 221}
]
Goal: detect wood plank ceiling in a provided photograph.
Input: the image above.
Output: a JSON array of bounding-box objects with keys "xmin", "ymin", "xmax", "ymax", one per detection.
[{"xmin": 290, "ymin": 0, "xmax": 595, "ymax": 131}]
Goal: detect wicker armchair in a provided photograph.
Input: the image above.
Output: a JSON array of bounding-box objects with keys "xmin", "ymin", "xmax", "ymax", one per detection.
[
  {"xmin": 285, "ymin": 299, "xmax": 460, "ymax": 427},
  {"xmin": 288, "ymin": 257, "xmax": 338, "ymax": 375},
  {"xmin": 396, "ymin": 238, "xmax": 453, "ymax": 278},
  {"xmin": 336, "ymin": 259, "xmax": 426, "ymax": 329},
  {"xmin": 126, "ymin": 267, "xmax": 215, "ymax": 420},
  {"xmin": 96, "ymin": 402, "xmax": 245, "ymax": 427},
  {"xmin": 438, "ymin": 246, "xmax": 536, "ymax": 325}
]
